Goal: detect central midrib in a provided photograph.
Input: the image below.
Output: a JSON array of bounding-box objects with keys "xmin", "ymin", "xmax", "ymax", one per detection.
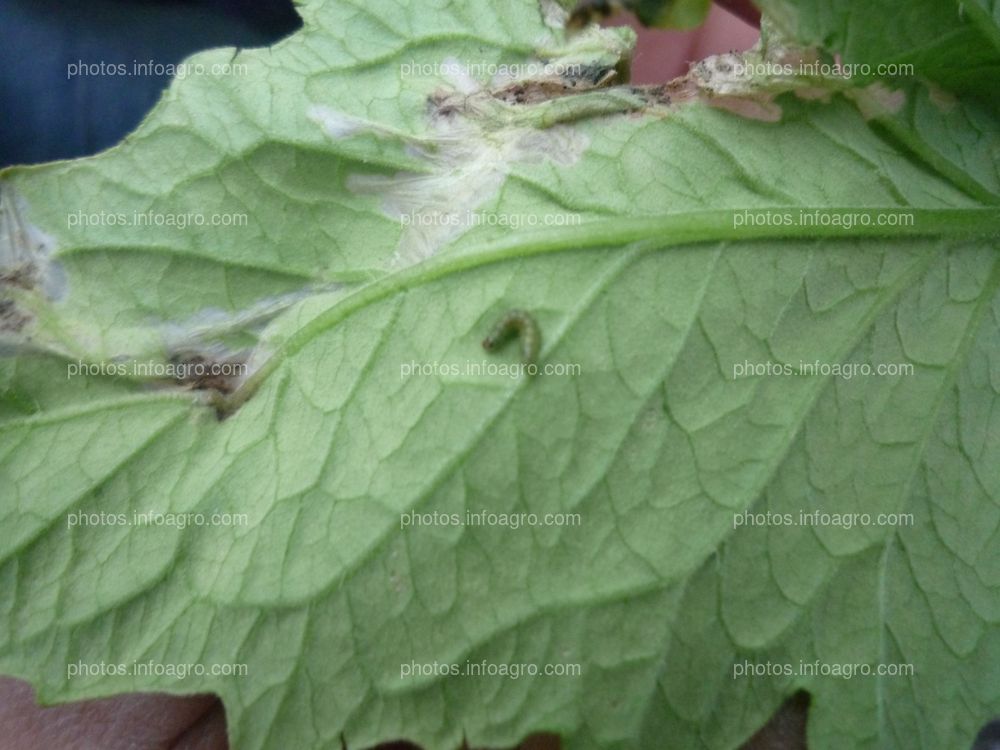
[{"xmin": 221, "ymin": 206, "xmax": 1000, "ymax": 415}]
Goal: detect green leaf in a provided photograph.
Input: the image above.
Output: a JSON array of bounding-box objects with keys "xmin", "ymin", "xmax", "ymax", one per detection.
[
  {"xmin": 1, "ymin": 1, "xmax": 999, "ymax": 749},
  {"xmin": 756, "ymin": 0, "xmax": 1000, "ymax": 95}
]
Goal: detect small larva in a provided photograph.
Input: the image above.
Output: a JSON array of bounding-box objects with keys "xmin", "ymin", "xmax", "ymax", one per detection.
[{"xmin": 482, "ymin": 309, "xmax": 540, "ymax": 366}]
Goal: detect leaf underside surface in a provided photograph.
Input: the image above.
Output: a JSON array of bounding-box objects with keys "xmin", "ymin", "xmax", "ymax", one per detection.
[{"xmin": 1, "ymin": 0, "xmax": 999, "ymax": 749}]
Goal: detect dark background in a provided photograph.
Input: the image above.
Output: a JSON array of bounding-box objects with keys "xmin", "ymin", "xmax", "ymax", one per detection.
[{"xmin": 0, "ymin": 0, "xmax": 301, "ymax": 168}]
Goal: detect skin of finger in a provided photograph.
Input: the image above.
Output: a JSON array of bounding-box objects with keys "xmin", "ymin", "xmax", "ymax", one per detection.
[
  {"xmin": 0, "ymin": 676, "xmax": 225, "ymax": 750},
  {"xmin": 627, "ymin": 3, "xmax": 762, "ymax": 83},
  {"xmin": 713, "ymin": 0, "xmax": 760, "ymax": 26},
  {"xmin": 171, "ymin": 699, "xmax": 230, "ymax": 750}
]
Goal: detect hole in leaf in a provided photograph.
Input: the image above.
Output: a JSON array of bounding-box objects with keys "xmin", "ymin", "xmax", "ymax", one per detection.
[
  {"xmin": 973, "ymin": 718, "xmax": 1000, "ymax": 750},
  {"xmin": 740, "ymin": 690, "xmax": 809, "ymax": 750}
]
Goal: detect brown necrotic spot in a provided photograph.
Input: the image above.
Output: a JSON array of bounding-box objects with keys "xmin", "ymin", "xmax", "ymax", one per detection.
[
  {"xmin": 491, "ymin": 61, "xmax": 619, "ymax": 106},
  {"xmin": 167, "ymin": 350, "xmax": 249, "ymax": 396},
  {"xmin": 0, "ymin": 299, "xmax": 30, "ymax": 333},
  {"xmin": 0, "ymin": 264, "xmax": 38, "ymax": 291},
  {"xmin": 158, "ymin": 349, "xmax": 251, "ymax": 421}
]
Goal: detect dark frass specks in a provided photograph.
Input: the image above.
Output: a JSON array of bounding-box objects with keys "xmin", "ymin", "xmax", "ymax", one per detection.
[
  {"xmin": 482, "ymin": 309, "xmax": 540, "ymax": 370},
  {"xmin": 166, "ymin": 349, "xmax": 249, "ymax": 420}
]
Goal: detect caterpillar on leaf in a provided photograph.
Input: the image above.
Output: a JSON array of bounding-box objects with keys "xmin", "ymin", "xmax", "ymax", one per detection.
[{"xmin": 482, "ymin": 309, "xmax": 540, "ymax": 367}]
